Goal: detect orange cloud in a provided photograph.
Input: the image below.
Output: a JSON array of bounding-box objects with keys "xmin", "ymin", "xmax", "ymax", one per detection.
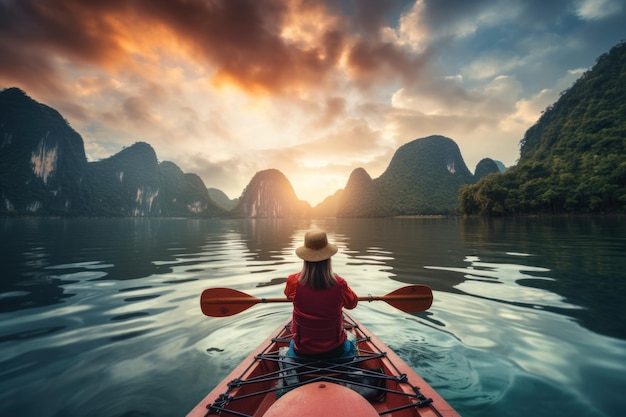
[{"xmin": 0, "ymin": 0, "xmax": 427, "ymax": 99}]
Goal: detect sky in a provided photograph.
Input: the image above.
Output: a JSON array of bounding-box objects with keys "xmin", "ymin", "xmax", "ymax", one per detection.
[{"xmin": 1, "ymin": 0, "xmax": 625, "ymax": 205}]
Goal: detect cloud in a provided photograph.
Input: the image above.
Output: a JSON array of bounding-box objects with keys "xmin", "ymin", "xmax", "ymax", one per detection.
[
  {"xmin": 576, "ymin": 0, "xmax": 624, "ymax": 20},
  {"xmin": 386, "ymin": 71, "xmax": 529, "ymax": 169},
  {"xmin": 0, "ymin": 1, "xmax": 135, "ymax": 95},
  {"xmin": 1, "ymin": 0, "xmax": 625, "ymax": 205},
  {"xmin": 183, "ymin": 153, "xmax": 256, "ymax": 200}
]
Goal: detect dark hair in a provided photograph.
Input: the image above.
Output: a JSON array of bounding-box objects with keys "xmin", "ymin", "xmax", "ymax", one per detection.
[{"xmin": 298, "ymin": 258, "xmax": 337, "ymax": 290}]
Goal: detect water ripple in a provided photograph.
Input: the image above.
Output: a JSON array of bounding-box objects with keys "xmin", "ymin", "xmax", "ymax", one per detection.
[
  {"xmin": 1, "ymin": 217, "xmax": 624, "ymax": 417},
  {"xmin": 425, "ymin": 254, "xmax": 581, "ymax": 310}
]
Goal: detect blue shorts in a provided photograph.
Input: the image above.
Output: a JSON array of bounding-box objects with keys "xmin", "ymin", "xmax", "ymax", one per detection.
[{"xmin": 287, "ymin": 338, "xmax": 356, "ymax": 359}]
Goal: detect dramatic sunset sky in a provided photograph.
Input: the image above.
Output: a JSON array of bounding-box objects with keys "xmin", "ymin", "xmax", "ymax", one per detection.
[{"xmin": 1, "ymin": 0, "xmax": 625, "ymax": 205}]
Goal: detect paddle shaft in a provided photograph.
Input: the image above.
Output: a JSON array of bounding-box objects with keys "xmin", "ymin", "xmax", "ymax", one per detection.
[
  {"xmin": 205, "ymin": 294, "xmax": 431, "ymax": 304},
  {"xmin": 360, "ymin": 294, "xmax": 432, "ymax": 302}
]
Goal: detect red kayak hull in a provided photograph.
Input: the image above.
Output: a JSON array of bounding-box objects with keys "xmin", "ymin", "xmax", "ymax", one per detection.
[{"xmin": 187, "ymin": 313, "xmax": 460, "ymax": 417}]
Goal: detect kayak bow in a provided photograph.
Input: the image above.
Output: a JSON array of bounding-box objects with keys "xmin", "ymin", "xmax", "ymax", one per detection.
[{"xmin": 187, "ymin": 312, "xmax": 460, "ymax": 417}]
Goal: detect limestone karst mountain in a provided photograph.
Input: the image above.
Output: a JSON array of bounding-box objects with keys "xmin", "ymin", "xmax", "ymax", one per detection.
[
  {"xmin": 0, "ymin": 88, "xmax": 225, "ymax": 217},
  {"xmin": 231, "ymin": 169, "xmax": 311, "ymax": 218}
]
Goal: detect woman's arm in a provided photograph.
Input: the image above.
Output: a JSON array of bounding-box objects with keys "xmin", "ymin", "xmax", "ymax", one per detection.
[
  {"xmin": 284, "ymin": 273, "xmax": 299, "ymax": 301},
  {"xmin": 337, "ymin": 276, "xmax": 358, "ymax": 309}
]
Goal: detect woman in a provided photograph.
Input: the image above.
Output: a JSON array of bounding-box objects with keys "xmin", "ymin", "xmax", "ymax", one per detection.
[{"xmin": 284, "ymin": 230, "xmax": 358, "ymax": 358}]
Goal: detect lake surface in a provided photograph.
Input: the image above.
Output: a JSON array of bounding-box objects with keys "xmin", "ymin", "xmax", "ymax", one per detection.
[{"xmin": 1, "ymin": 216, "xmax": 625, "ymax": 417}]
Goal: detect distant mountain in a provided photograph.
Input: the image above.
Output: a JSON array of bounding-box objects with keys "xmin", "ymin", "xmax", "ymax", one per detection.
[
  {"xmin": 322, "ymin": 135, "xmax": 476, "ymax": 217},
  {"xmin": 493, "ymin": 160, "xmax": 508, "ymax": 173},
  {"xmin": 336, "ymin": 168, "xmax": 385, "ymax": 217},
  {"xmin": 313, "ymin": 189, "xmax": 344, "ymax": 218},
  {"xmin": 0, "ymin": 88, "xmax": 225, "ymax": 217},
  {"xmin": 159, "ymin": 162, "xmax": 225, "ymax": 217},
  {"xmin": 474, "ymin": 158, "xmax": 501, "ymax": 180},
  {"xmin": 88, "ymin": 142, "xmax": 161, "ymax": 216},
  {"xmin": 231, "ymin": 169, "xmax": 311, "ymax": 218},
  {"xmin": 376, "ymin": 135, "xmax": 475, "ymax": 215},
  {"xmin": 0, "ymin": 87, "xmax": 88, "ymax": 214},
  {"xmin": 1, "ymin": 86, "xmax": 517, "ymax": 218},
  {"xmin": 208, "ymin": 188, "xmax": 238, "ymax": 211},
  {"xmin": 460, "ymin": 41, "xmax": 626, "ymax": 215}
]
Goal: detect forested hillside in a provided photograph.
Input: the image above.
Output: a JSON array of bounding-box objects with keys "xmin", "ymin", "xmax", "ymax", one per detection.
[
  {"xmin": 370, "ymin": 135, "xmax": 476, "ymax": 215},
  {"xmin": 459, "ymin": 41, "xmax": 626, "ymax": 215},
  {"xmin": 337, "ymin": 168, "xmax": 384, "ymax": 217},
  {"xmin": 314, "ymin": 135, "xmax": 497, "ymax": 217}
]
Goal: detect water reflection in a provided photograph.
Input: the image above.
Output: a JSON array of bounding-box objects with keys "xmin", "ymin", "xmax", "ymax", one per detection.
[
  {"xmin": 459, "ymin": 216, "xmax": 626, "ymax": 339},
  {"xmin": 319, "ymin": 216, "xmax": 626, "ymax": 339},
  {"xmin": 426, "ymin": 255, "xmax": 579, "ymax": 310},
  {"xmin": 235, "ymin": 219, "xmax": 300, "ymax": 262},
  {"xmin": 1, "ymin": 216, "xmax": 625, "ymax": 417},
  {"xmin": 0, "ymin": 218, "xmax": 235, "ymax": 314},
  {"xmin": 2, "ymin": 216, "xmax": 624, "ymax": 337}
]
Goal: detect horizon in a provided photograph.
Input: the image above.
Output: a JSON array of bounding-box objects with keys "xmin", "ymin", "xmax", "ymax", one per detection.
[{"xmin": 1, "ymin": 0, "xmax": 625, "ymax": 206}]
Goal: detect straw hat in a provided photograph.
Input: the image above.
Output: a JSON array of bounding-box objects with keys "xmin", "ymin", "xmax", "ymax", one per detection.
[{"xmin": 295, "ymin": 230, "xmax": 338, "ymax": 262}]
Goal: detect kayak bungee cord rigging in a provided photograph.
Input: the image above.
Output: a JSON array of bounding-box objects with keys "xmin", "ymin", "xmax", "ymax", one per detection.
[{"xmin": 196, "ymin": 314, "xmax": 452, "ymax": 417}]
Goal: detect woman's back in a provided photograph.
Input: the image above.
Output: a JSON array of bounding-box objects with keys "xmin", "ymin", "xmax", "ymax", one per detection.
[{"xmin": 285, "ymin": 230, "xmax": 358, "ymax": 356}]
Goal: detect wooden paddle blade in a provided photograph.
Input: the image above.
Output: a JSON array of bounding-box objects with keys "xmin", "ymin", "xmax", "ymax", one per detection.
[
  {"xmin": 200, "ymin": 288, "xmax": 260, "ymax": 317},
  {"xmin": 382, "ymin": 285, "xmax": 433, "ymax": 313}
]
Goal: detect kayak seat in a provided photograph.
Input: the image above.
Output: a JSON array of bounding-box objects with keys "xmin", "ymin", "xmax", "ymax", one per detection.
[{"xmin": 277, "ymin": 346, "xmax": 386, "ymax": 401}]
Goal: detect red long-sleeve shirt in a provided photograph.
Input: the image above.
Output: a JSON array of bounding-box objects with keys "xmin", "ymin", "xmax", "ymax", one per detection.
[{"xmin": 284, "ymin": 273, "xmax": 358, "ymax": 355}]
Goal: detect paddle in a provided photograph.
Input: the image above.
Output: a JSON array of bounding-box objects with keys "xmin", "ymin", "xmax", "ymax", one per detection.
[{"xmin": 200, "ymin": 285, "xmax": 433, "ymax": 317}]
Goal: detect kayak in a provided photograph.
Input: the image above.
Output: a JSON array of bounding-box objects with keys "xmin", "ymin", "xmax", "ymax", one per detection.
[{"xmin": 187, "ymin": 312, "xmax": 460, "ymax": 417}]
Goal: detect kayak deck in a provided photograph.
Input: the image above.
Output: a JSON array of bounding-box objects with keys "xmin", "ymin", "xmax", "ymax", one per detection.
[{"xmin": 187, "ymin": 313, "xmax": 460, "ymax": 417}]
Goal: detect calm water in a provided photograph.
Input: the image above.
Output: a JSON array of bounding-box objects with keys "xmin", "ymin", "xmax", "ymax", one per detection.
[{"xmin": 1, "ymin": 216, "xmax": 625, "ymax": 417}]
